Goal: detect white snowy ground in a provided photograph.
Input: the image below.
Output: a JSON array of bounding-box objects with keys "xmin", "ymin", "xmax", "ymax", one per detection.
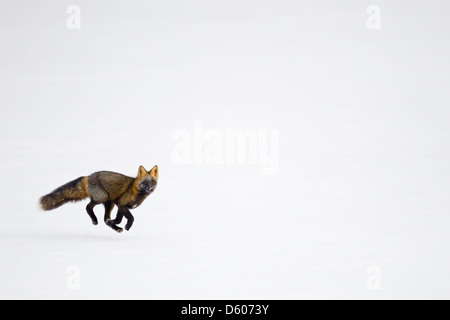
[{"xmin": 1, "ymin": 1, "xmax": 450, "ymax": 299}]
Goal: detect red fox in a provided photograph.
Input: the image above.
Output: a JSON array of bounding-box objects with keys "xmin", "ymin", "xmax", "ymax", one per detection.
[{"xmin": 40, "ymin": 165, "xmax": 158, "ymax": 233}]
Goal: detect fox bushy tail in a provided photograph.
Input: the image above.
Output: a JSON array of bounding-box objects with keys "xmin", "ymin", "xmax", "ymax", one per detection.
[{"xmin": 40, "ymin": 177, "xmax": 88, "ymax": 211}]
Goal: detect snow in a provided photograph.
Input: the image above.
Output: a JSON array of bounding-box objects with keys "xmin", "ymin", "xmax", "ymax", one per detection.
[{"xmin": 1, "ymin": 1, "xmax": 450, "ymax": 299}]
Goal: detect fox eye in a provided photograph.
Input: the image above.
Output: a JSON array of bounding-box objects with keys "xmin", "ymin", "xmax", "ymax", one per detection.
[{"xmin": 143, "ymin": 180, "xmax": 149, "ymax": 186}]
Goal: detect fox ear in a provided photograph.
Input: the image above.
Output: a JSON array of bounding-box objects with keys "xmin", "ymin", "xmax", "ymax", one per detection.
[
  {"xmin": 138, "ymin": 165, "xmax": 147, "ymax": 178},
  {"xmin": 149, "ymin": 165, "xmax": 159, "ymax": 180}
]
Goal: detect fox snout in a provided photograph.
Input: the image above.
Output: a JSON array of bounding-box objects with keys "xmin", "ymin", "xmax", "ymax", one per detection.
[{"xmin": 143, "ymin": 179, "xmax": 157, "ymax": 195}]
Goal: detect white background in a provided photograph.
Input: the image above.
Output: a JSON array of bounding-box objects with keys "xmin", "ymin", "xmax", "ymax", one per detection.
[{"xmin": 0, "ymin": 0, "xmax": 449, "ymax": 299}]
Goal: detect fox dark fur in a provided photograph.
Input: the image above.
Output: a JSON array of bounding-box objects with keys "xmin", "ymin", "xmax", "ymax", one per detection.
[{"xmin": 40, "ymin": 165, "xmax": 158, "ymax": 233}]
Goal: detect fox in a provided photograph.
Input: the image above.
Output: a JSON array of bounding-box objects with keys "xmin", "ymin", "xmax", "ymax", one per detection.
[{"xmin": 39, "ymin": 165, "xmax": 158, "ymax": 233}]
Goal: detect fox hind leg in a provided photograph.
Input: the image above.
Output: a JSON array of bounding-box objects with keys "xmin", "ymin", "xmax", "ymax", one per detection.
[
  {"xmin": 86, "ymin": 200, "xmax": 99, "ymax": 225},
  {"xmin": 103, "ymin": 201, "xmax": 114, "ymax": 223}
]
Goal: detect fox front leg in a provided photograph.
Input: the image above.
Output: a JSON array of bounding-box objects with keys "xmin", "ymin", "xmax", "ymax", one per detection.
[
  {"xmin": 112, "ymin": 209, "xmax": 124, "ymax": 225},
  {"xmin": 119, "ymin": 207, "xmax": 134, "ymax": 231},
  {"xmin": 106, "ymin": 219, "xmax": 123, "ymax": 233},
  {"xmin": 105, "ymin": 208, "xmax": 125, "ymax": 233},
  {"xmin": 104, "ymin": 201, "xmax": 123, "ymax": 233},
  {"xmin": 105, "ymin": 207, "xmax": 134, "ymax": 233}
]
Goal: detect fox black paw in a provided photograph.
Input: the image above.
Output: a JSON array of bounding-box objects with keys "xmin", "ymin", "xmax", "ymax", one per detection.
[{"xmin": 106, "ymin": 219, "xmax": 123, "ymax": 233}]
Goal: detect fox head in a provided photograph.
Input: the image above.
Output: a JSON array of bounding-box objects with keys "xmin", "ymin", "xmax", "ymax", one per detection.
[{"xmin": 134, "ymin": 165, "xmax": 158, "ymax": 196}]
